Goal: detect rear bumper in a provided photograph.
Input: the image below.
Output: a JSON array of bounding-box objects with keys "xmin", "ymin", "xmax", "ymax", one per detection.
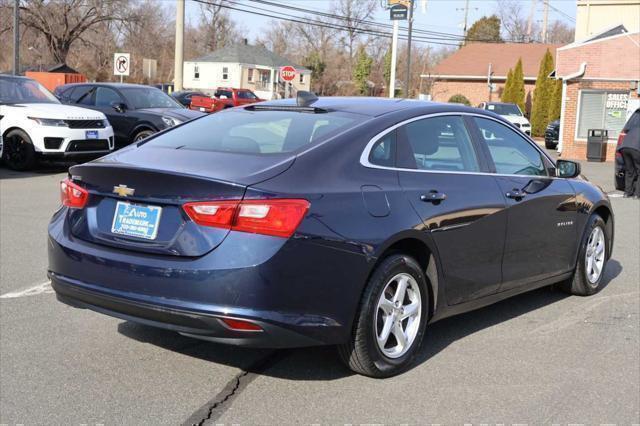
[
  {"xmin": 47, "ymin": 207, "xmax": 370, "ymax": 348},
  {"xmin": 51, "ymin": 272, "xmax": 320, "ymax": 348}
]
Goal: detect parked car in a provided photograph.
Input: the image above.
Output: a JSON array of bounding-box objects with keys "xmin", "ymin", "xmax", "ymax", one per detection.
[
  {"xmin": 615, "ymin": 108, "xmax": 640, "ymax": 191},
  {"xmin": 49, "ymin": 95, "xmax": 614, "ymax": 378},
  {"xmin": 1, "ymin": 74, "xmax": 114, "ymax": 170},
  {"xmin": 170, "ymin": 90, "xmax": 207, "ymax": 107},
  {"xmin": 189, "ymin": 87, "xmax": 264, "ymax": 113},
  {"xmin": 545, "ymin": 119, "xmax": 560, "ymax": 149},
  {"xmin": 55, "ymin": 83, "xmax": 204, "ymax": 148},
  {"xmin": 478, "ymin": 102, "xmax": 532, "ymax": 135}
]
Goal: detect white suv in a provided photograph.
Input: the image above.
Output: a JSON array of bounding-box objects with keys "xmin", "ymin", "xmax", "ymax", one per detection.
[
  {"xmin": 0, "ymin": 74, "xmax": 114, "ymax": 170},
  {"xmin": 478, "ymin": 102, "xmax": 532, "ymax": 136}
]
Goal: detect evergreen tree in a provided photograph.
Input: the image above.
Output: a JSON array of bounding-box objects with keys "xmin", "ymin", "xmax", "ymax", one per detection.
[
  {"xmin": 502, "ymin": 68, "xmax": 514, "ymax": 103},
  {"xmin": 549, "ymin": 79, "xmax": 562, "ymax": 121},
  {"xmin": 465, "ymin": 15, "xmax": 503, "ymax": 43},
  {"xmin": 512, "ymin": 58, "xmax": 526, "ymax": 114},
  {"xmin": 383, "ymin": 48, "xmax": 392, "ymax": 95},
  {"xmin": 448, "ymin": 94, "xmax": 471, "ymax": 106},
  {"xmin": 353, "ymin": 45, "xmax": 373, "ymax": 95},
  {"xmin": 530, "ymin": 49, "xmax": 555, "ymax": 136}
]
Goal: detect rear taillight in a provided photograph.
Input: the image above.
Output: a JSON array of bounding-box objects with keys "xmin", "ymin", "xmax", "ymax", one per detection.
[
  {"xmin": 60, "ymin": 178, "xmax": 89, "ymax": 208},
  {"xmin": 183, "ymin": 199, "xmax": 309, "ymax": 238},
  {"xmin": 219, "ymin": 317, "xmax": 263, "ymax": 332},
  {"xmin": 616, "ymin": 132, "xmax": 627, "ymax": 159}
]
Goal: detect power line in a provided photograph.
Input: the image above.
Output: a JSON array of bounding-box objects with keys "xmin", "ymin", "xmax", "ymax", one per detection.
[
  {"xmin": 542, "ymin": 0, "xmax": 576, "ymax": 23},
  {"xmin": 194, "ymin": 0, "xmax": 463, "ymax": 46}
]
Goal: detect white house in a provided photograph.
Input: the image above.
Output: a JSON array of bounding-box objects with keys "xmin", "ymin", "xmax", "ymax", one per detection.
[{"xmin": 183, "ymin": 42, "xmax": 312, "ymax": 100}]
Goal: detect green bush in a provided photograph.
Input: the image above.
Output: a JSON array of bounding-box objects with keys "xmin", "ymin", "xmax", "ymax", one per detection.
[{"xmin": 448, "ymin": 94, "xmax": 471, "ymax": 106}]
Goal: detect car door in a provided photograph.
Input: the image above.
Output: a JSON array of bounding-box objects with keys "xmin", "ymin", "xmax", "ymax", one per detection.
[
  {"xmin": 395, "ymin": 114, "xmax": 508, "ymax": 305},
  {"xmin": 469, "ymin": 116, "xmax": 577, "ymax": 291},
  {"xmin": 91, "ymin": 87, "xmax": 136, "ymax": 146}
]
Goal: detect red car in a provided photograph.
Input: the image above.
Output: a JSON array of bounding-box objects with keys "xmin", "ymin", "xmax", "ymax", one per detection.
[{"xmin": 189, "ymin": 88, "xmax": 264, "ymax": 113}]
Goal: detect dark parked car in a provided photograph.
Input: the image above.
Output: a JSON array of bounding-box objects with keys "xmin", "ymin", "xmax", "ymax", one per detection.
[
  {"xmin": 49, "ymin": 96, "xmax": 614, "ymax": 377},
  {"xmin": 615, "ymin": 108, "xmax": 640, "ymax": 191},
  {"xmin": 54, "ymin": 83, "xmax": 205, "ymax": 148},
  {"xmin": 544, "ymin": 119, "xmax": 560, "ymax": 149},
  {"xmin": 170, "ymin": 90, "xmax": 207, "ymax": 107}
]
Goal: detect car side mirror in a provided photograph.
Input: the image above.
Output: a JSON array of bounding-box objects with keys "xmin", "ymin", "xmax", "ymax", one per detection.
[
  {"xmin": 111, "ymin": 102, "xmax": 126, "ymax": 113},
  {"xmin": 556, "ymin": 160, "xmax": 581, "ymax": 178}
]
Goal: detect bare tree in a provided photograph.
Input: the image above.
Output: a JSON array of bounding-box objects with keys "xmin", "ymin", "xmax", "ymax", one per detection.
[
  {"xmin": 496, "ymin": 0, "xmax": 537, "ymax": 42},
  {"xmin": 333, "ymin": 0, "xmax": 377, "ymax": 69},
  {"xmin": 546, "ymin": 20, "xmax": 574, "ymax": 44},
  {"xmin": 18, "ymin": 0, "xmax": 130, "ymax": 64},
  {"xmin": 197, "ymin": 0, "xmax": 244, "ymax": 53}
]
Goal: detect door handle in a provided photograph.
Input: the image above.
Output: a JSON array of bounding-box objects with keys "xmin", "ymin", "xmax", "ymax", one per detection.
[
  {"xmin": 420, "ymin": 190, "xmax": 447, "ymax": 204},
  {"xmin": 506, "ymin": 189, "xmax": 526, "ymax": 201}
]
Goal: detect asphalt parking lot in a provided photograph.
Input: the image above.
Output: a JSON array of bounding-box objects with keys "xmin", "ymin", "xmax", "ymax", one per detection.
[{"xmin": 1, "ymin": 154, "xmax": 638, "ymax": 425}]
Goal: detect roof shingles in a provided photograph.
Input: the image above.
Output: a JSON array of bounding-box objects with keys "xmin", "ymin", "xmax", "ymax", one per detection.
[
  {"xmin": 189, "ymin": 43, "xmax": 309, "ymax": 71},
  {"xmin": 430, "ymin": 43, "xmax": 560, "ymax": 79}
]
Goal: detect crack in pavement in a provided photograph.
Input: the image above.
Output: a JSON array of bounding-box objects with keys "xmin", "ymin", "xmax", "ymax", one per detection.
[{"xmin": 183, "ymin": 350, "xmax": 289, "ymax": 426}]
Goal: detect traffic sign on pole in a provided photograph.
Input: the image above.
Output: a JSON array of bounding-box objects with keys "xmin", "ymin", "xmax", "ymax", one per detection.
[
  {"xmin": 114, "ymin": 53, "xmax": 130, "ymax": 82},
  {"xmin": 280, "ymin": 66, "xmax": 297, "ymax": 82}
]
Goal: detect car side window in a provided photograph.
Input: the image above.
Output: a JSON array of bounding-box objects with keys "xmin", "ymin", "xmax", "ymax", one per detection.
[
  {"xmin": 95, "ymin": 87, "xmax": 123, "ymax": 107},
  {"xmin": 68, "ymin": 86, "xmax": 91, "ymax": 103},
  {"xmin": 368, "ymin": 131, "xmax": 396, "ymax": 167},
  {"xmin": 399, "ymin": 116, "xmax": 479, "ymax": 172},
  {"xmin": 473, "ymin": 117, "xmax": 546, "ymax": 176},
  {"xmin": 77, "ymin": 87, "xmax": 95, "ymax": 106}
]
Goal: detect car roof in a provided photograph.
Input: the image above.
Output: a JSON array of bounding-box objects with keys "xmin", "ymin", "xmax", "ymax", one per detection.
[
  {"xmin": 486, "ymin": 102, "xmax": 515, "ymax": 106},
  {"xmin": 59, "ymin": 82, "xmax": 156, "ymax": 90},
  {"xmin": 259, "ymin": 97, "xmax": 480, "ymax": 117},
  {"xmin": 0, "ymin": 74, "xmax": 32, "ymax": 80}
]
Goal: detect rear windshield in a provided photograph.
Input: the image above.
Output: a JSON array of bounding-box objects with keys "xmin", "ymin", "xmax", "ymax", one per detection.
[
  {"xmin": 147, "ymin": 109, "xmax": 362, "ymax": 154},
  {"xmin": 487, "ymin": 103, "xmax": 522, "ymax": 116}
]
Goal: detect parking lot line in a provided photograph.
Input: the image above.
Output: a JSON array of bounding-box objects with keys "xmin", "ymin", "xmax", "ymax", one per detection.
[{"xmin": 0, "ymin": 281, "xmax": 53, "ymax": 299}]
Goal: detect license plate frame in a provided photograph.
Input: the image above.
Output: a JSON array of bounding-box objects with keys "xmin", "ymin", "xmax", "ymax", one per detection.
[
  {"xmin": 111, "ymin": 201, "xmax": 162, "ymax": 240},
  {"xmin": 86, "ymin": 130, "xmax": 99, "ymax": 139}
]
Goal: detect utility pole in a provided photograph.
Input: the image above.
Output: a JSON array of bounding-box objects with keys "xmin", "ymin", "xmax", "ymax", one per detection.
[
  {"xmin": 13, "ymin": 0, "xmax": 19, "ymax": 75},
  {"xmin": 462, "ymin": 0, "xmax": 470, "ymax": 41},
  {"xmin": 541, "ymin": 0, "xmax": 549, "ymax": 43},
  {"xmin": 404, "ymin": 0, "xmax": 414, "ymax": 98},
  {"xmin": 526, "ymin": 0, "xmax": 536, "ymax": 42},
  {"xmin": 389, "ymin": 19, "xmax": 399, "ymax": 98},
  {"xmin": 174, "ymin": 0, "xmax": 185, "ymax": 91}
]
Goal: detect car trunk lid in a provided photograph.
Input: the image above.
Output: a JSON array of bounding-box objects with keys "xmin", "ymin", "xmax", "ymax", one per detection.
[{"xmin": 66, "ymin": 146, "xmax": 295, "ymax": 256}]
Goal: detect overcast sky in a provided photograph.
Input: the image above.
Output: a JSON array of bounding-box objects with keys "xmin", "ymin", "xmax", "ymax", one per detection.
[{"xmin": 182, "ymin": 0, "xmax": 577, "ymax": 47}]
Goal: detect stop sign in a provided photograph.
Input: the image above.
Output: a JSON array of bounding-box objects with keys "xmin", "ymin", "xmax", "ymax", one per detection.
[{"xmin": 280, "ymin": 66, "xmax": 297, "ymax": 82}]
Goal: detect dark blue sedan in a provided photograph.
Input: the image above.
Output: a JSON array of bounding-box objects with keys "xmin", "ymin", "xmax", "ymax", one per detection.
[{"xmin": 48, "ymin": 95, "xmax": 614, "ymax": 377}]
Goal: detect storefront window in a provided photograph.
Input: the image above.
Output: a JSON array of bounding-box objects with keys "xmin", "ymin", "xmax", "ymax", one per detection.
[{"xmin": 577, "ymin": 91, "xmax": 630, "ymax": 139}]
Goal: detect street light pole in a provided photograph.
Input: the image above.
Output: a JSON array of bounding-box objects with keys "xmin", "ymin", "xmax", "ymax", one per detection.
[
  {"xmin": 404, "ymin": 0, "xmax": 414, "ymax": 98},
  {"xmin": 174, "ymin": 0, "xmax": 185, "ymax": 91},
  {"xmin": 13, "ymin": 0, "xmax": 19, "ymax": 75},
  {"xmin": 389, "ymin": 19, "xmax": 399, "ymax": 98}
]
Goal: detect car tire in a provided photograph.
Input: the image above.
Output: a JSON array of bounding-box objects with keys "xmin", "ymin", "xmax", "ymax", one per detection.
[
  {"xmin": 133, "ymin": 129, "xmax": 155, "ymax": 143},
  {"xmin": 338, "ymin": 254, "xmax": 429, "ymax": 378},
  {"xmin": 2, "ymin": 129, "xmax": 37, "ymax": 171},
  {"xmin": 559, "ymin": 214, "xmax": 609, "ymax": 296}
]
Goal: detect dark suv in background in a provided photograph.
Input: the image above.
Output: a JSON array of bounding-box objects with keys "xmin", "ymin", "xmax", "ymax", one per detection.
[
  {"xmin": 55, "ymin": 83, "xmax": 205, "ymax": 148},
  {"xmin": 545, "ymin": 119, "xmax": 560, "ymax": 149},
  {"xmin": 615, "ymin": 108, "xmax": 640, "ymax": 190}
]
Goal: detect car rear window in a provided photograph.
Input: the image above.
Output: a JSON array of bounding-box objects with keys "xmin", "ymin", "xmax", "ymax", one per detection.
[{"xmin": 147, "ymin": 109, "xmax": 362, "ymax": 154}]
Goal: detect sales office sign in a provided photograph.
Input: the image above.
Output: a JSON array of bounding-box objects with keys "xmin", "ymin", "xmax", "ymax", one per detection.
[{"xmin": 606, "ymin": 93, "xmax": 629, "ymax": 110}]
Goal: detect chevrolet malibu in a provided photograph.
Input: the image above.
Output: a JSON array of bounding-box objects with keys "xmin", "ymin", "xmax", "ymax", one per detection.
[{"xmin": 48, "ymin": 95, "xmax": 614, "ymax": 377}]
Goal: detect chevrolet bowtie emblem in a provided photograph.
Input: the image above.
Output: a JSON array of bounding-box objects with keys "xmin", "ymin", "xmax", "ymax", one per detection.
[{"xmin": 113, "ymin": 184, "xmax": 135, "ymax": 197}]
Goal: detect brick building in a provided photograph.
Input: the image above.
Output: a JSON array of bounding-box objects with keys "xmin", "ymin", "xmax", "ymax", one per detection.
[
  {"xmin": 423, "ymin": 43, "xmax": 560, "ymax": 113},
  {"xmin": 555, "ymin": 27, "xmax": 640, "ymax": 161}
]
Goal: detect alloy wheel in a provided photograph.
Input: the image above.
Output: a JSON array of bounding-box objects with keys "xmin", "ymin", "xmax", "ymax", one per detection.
[
  {"xmin": 585, "ymin": 226, "xmax": 605, "ymax": 285},
  {"xmin": 374, "ymin": 272, "xmax": 422, "ymax": 359}
]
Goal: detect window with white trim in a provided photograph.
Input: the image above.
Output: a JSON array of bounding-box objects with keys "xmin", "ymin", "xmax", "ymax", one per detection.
[{"xmin": 577, "ymin": 91, "xmax": 629, "ymax": 139}]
